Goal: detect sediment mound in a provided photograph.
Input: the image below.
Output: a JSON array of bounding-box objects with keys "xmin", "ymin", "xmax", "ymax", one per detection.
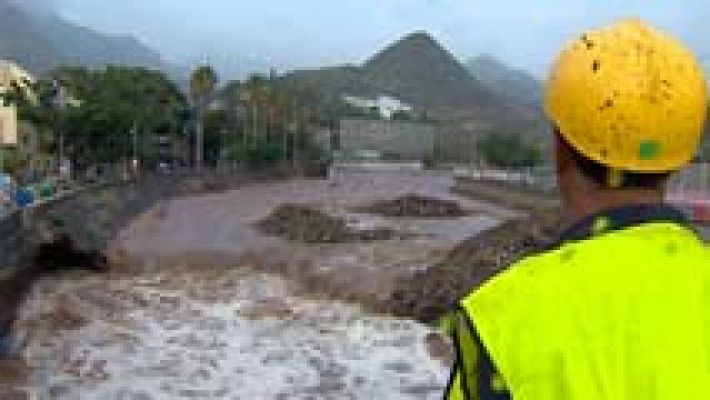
[
  {"xmin": 382, "ymin": 210, "xmax": 562, "ymax": 322},
  {"xmin": 356, "ymin": 194, "xmax": 470, "ymax": 218},
  {"xmin": 256, "ymin": 204, "xmax": 396, "ymax": 243}
]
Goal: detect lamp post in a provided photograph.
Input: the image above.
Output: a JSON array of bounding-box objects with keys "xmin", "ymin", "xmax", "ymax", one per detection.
[{"xmin": 51, "ymin": 80, "xmax": 69, "ymax": 178}]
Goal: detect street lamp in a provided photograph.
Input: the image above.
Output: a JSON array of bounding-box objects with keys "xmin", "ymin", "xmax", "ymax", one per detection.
[{"xmin": 51, "ymin": 79, "xmax": 70, "ymax": 178}]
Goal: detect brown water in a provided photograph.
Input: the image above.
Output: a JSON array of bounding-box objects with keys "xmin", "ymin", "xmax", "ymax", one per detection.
[{"xmin": 7, "ymin": 171, "xmax": 507, "ymax": 399}]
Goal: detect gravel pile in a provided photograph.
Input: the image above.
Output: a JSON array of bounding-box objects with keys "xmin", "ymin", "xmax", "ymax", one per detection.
[
  {"xmin": 356, "ymin": 194, "xmax": 470, "ymax": 218},
  {"xmin": 381, "ymin": 210, "xmax": 562, "ymax": 322},
  {"xmin": 256, "ymin": 204, "xmax": 397, "ymax": 243}
]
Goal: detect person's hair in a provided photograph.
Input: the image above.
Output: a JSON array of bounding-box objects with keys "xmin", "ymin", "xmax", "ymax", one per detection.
[{"xmin": 555, "ymin": 127, "xmax": 670, "ymax": 189}]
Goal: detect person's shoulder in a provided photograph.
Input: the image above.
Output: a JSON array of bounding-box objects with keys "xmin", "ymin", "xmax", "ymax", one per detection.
[
  {"xmin": 473, "ymin": 223, "xmax": 709, "ymax": 297},
  {"xmin": 467, "ymin": 246, "xmax": 562, "ymax": 302}
]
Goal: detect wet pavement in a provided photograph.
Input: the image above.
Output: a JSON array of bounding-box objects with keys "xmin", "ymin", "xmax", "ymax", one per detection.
[{"xmin": 6, "ymin": 171, "xmax": 499, "ymax": 399}]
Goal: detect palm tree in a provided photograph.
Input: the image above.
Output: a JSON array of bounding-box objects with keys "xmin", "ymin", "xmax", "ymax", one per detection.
[
  {"xmin": 221, "ymin": 80, "xmax": 242, "ymax": 160},
  {"xmin": 270, "ymin": 90, "xmax": 291, "ymax": 161},
  {"xmin": 242, "ymin": 74, "xmax": 268, "ymax": 152},
  {"xmin": 190, "ymin": 65, "xmax": 217, "ymax": 170}
]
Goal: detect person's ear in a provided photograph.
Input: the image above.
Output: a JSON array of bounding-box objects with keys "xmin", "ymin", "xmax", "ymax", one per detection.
[{"xmin": 554, "ymin": 132, "xmax": 574, "ymax": 177}]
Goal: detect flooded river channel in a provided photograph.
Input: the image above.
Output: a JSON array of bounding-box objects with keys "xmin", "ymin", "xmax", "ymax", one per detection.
[{"xmin": 5, "ymin": 171, "xmax": 509, "ymax": 399}]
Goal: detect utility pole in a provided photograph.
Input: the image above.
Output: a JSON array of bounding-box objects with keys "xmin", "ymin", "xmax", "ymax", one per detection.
[
  {"xmin": 252, "ymin": 104, "xmax": 258, "ymax": 151},
  {"xmin": 282, "ymin": 105, "xmax": 288, "ymax": 162},
  {"xmin": 52, "ymin": 80, "xmax": 68, "ymax": 177},
  {"xmin": 195, "ymin": 107, "xmax": 203, "ymax": 171},
  {"xmin": 290, "ymin": 99, "xmax": 297, "ymax": 168},
  {"xmin": 131, "ymin": 122, "xmax": 139, "ymax": 177},
  {"xmin": 59, "ymin": 132, "xmax": 64, "ymax": 173}
]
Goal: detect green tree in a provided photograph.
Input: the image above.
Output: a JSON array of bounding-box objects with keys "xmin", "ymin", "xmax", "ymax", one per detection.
[
  {"xmin": 203, "ymin": 108, "xmax": 229, "ymax": 163},
  {"xmin": 242, "ymin": 73, "xmax": 269, "ymax": 151},
  {"xmin": 190, "ymin": 65, "xmax": 218, "ymax": 170},
  {"xmin": 42, "ymin": 66, "xmax": 188, "ymax": 169},
  {"xmin": 0, "ymin": 147, "xmax": 26, "ymax": 175},
  {"xmin": 214, "ymin": 73, "xmax": 324, "ymax": 166},
  {"xmin": 477, "ymin": 132, "xmax": 542, "ymax": 169}
]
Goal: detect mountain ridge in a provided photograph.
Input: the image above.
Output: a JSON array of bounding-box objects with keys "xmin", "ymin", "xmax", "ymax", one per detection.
[
  {"xmin": 0, "ymin": 0, "xmax": 165, "ymax": 75},
  {"xmin": 281, "ymin": 31, "xmax": 508, "ymax": 113},
  {"xmin": 361, "ymin": 31, "xmax": 501, "ymax": 109},
  {"xmin": 466, "ymin": 54, "xmax": 542, "ymax": 110}
]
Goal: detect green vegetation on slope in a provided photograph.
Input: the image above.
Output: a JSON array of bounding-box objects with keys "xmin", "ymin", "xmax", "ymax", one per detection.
[
  {"xmin": 8, "ymin": 66, "xmax": 188, "ymax": 168},
  {"xmin": 280, "ymin": 31, "xmax": 505, "ymax": 112},
  {"xmin": 477, "ymin": 131, "xmax": 543, "ymax": 168}
]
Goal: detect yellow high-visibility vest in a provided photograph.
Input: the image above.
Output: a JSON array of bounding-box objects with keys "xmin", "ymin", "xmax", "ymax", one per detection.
[{"xmin": 451, "ymin": 219, "xmax": 710, "ymax": 399}]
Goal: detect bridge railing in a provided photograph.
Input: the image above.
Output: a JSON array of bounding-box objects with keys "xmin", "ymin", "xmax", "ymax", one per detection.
[
  {"xmin": 667, "ymin": 163, "xmax": 710, "ymax": 224},
  {"xmin": 452, "ymin": 165, "xmax": 558, "ymax": 194}
]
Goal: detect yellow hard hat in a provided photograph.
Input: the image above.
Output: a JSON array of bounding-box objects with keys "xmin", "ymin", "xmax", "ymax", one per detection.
[{"xmin": 545, "ymin": 18, "xmax": 708, "ymax": 172}]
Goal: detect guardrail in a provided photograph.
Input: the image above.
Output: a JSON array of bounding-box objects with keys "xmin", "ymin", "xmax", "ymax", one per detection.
[
  {"xmin": 666, "ymin": 163, "xmax": 710, "ymax": 224},
  {"xmin": 666, "ymin": 192, "xmax": 710, "ymax": 224},
  {"xmin": 452, "ymin": 167, "xmax": 558, "ymax": 193},
  {"xmin": 331, "ymin": 161, "xmax": 424, "ymax": 172}
]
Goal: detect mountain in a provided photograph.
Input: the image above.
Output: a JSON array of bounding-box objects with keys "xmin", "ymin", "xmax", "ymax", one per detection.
[
  {"xmin": 278, "ymin": 31, "xmax": 548, "ymax": 163},
  {"xmin": 0, "ymin": 0, "xmax": 165, "ymax": 74},
  {"xmin": 280, "ymin": 65, "xmax": 377, "ymax": 108},
  {"xmin": 702, "ymin": 58, "xmax": 710, "ymax": 90},
  {"xmin": 466, "ymin": 54, "xmax": 542, "ymax": 109},
  {"xmin": 0, "ymin": 1, "xmax": 61, "ymax": 74},
  {"xmin": 361, "ymin": 32, "xmax": 500, "ymax": 109},
  {"xmin": 281, "ymin": 31, "xmax": 503, "ymax": 112}
]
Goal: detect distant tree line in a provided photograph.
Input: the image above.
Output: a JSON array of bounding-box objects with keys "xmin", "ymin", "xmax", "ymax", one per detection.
[
  {"xmin": 0, "ymin": 64, "xmax": 332, "ymax": 175},
  {"xmin": 2, "ymin": 65, "xmax": 188, "ymax": 173},
  {"xmin": 203, "ymin": 71, "xmax": 327, "ymax": 167},
  {"xmin": 477, "ymin": 132, "xmax": 543, "ymax": 169}
]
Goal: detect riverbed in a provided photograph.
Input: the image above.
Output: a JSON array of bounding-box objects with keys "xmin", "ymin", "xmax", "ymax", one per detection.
[{"xmin": 5, "ymin": 171, "xmax": 506, "ymax": 399}]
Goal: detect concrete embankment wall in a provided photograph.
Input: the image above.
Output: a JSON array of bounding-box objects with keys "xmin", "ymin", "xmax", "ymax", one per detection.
[
  {"xmin": 0, "ymin": 211, "xmax": 27, "ymax": 274},
  {"xmin": 0, "ymin": 177, "xmax": 169, "ymax": 345},
  {"xmin": 0, "ymin": 210, "xmax": 36, "ymax": 350}
]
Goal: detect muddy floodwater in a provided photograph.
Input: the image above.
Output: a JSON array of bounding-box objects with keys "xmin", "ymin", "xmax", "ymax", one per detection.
[
  {"xmin": 14, "ymin": 269, "xmax": 448, "ymax": 399},
  {"xmin": 7, "ymin": 171, "xmax": 509, "ymax": 399}
]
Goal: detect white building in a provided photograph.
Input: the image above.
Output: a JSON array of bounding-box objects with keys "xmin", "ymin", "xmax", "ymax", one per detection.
[
  {"xmin": 0, "ymin": 60, "xmax": 39, "ymax": 146},
  {"xmin": 0, "ymin": 60, "xmax": 36, "ymax": 105},
  {"xmin": 342, "ymin": 94, "xmax": 413, "ymax": 120}
]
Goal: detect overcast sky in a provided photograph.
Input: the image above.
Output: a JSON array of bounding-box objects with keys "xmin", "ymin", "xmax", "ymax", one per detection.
[{"xmin": 43, "ymin": 0, "xmax": 709, "ymax": 79}]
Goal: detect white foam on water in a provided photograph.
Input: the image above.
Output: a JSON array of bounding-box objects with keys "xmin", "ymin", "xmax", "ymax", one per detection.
[{"xmin": 15, "ymin": 271, "xmax": 449, "ymax": 399}]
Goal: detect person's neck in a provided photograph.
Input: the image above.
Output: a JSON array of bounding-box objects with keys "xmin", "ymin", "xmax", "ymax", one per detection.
[{"xmin": 564, "ymin": 188, "xmax": 665, "ymax": 227}]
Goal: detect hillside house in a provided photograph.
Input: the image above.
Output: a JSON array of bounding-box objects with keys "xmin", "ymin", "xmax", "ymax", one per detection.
[{"xmin": 342, "ymin": 95, "xmax": 413, "ymax": 120}]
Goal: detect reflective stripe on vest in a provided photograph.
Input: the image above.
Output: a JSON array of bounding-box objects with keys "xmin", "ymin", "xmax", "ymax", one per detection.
[{"xmin": 460, "ymin": 222, "xmax": 710, "ymax": 400}]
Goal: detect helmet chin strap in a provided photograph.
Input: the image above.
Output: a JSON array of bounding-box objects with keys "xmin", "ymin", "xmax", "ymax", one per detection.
[{"xmin": 606, "ymin": 168, "xmax": 624, "ymax": 188}]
